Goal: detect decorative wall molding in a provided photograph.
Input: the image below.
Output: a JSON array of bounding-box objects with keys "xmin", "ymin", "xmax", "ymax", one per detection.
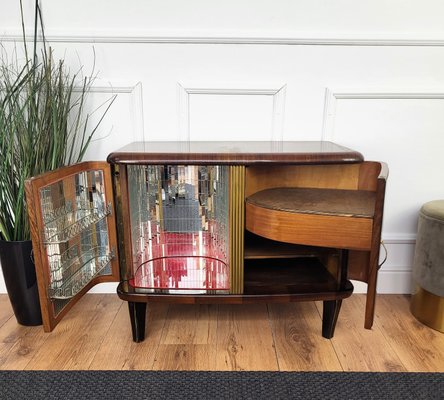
[
  {"xmin": 319, "ymin": 89, "xmax": 440, "ymax": 293},
  {"xmin": 322, "ymin": 88, "xmax": 444, "ymax": 141},
  {"xmin": 75, "ymin": 81, "xmax": 145, "ymax": 142},
  {"xmin": 382, "ymin": 233, "xmax": 416, "ymax": 245},
  {"xmin": 2, "ymin": 32, "xmax": 444, "ymax": 47},
  {"xmin": 177, "ymin": 83, "xmax": 286, "ymax": 142},
  {"xmin": 129, "ymin": 82, "xmax": 145, "ymax": 142},
  {"xmin": 355, "ymin": 236, "xmax": 415, "ymax": 293}
]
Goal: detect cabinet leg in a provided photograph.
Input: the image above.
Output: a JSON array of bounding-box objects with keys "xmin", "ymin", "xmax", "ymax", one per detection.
[
  {"xmin": 364, "ymin": 266, "xmax": 377, "ymax": 329},
  {"xmin": 322, "ymin": 300, "xmax": 342, "ymax": 339},
  {"xmin": 364, "ymin": 245, "xmax": 381, "ymax": 330},
  {"xmin": 128, "ymin": 301, "xmax": 147, "ymax": 343}
]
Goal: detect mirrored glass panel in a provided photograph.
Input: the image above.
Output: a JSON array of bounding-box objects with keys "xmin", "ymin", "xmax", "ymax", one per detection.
[
  {"xmin": 39, "ymin": 170, "xmax": 114, "ymax": 314},
  {"xmin": 127, "ymin": 165, "xmax": 229, "ymax": 293}
]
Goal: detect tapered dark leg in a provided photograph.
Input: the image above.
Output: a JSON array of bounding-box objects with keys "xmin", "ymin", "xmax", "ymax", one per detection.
[
  {"xmin": 128, "ymin": 301, "xmax": 147, "ymax": 343},
  {"xmin": 322, "ymin": 300, "xmax": 342, "ymax": 339}
]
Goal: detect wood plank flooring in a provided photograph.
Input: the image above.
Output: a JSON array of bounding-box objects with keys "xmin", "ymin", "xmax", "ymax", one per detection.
[{"xmin": 0, "ymin": 294, "xmax": 443, "ymax": 371}]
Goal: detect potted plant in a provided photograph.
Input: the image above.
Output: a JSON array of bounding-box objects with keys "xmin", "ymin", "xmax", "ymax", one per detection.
[{"xmin": 0, "ymin": 0, "xmax": 114, "ymax": 325}]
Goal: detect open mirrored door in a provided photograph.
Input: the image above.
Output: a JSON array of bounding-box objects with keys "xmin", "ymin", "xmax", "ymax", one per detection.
[{"xmin": 25, "ymin": 162, "xmax": 119, "ymax": 332}]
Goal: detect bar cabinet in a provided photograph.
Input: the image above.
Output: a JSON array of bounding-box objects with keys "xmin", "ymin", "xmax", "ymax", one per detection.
[{"xmin": 25, "ymin": 141, "xmax": 388, "ymax": 342}]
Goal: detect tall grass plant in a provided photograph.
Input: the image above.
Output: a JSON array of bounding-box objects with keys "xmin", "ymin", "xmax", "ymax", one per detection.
[{"xmin": 0, "ymin": 0, "xmax": 114, "ymax": 241}]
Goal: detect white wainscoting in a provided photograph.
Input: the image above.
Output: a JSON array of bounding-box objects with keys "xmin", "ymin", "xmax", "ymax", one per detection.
[
  {"xmin": 4, "ymin": 0, "xmax": 444, "ymax": 46},
  {"xmin": 2, "ymin": 1, "xmax": 444, "ymax": 294},
  {"xmin": 177, "ymin": 82, "xmax": 286, "ymax": 141},
  {"xmin": 322, "ymin": 89, "xmax": 444, "ymax": 293},
  {"xmin": 80, "ymin": 82, "xmax": 145, "ymax": 160}
]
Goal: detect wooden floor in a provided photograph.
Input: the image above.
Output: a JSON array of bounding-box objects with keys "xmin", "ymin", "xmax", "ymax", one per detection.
[{"xmin": 0, "ymin": 294, "xmax": 443, "ymax": 371}]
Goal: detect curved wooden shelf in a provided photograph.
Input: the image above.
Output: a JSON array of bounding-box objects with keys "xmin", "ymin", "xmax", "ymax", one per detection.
[{"xmin": 246, "ymin": 187, "xmax": 375, "ymax": 251}]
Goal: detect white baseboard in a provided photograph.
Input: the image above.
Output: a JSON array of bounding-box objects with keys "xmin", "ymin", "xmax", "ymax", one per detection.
[
  {"xmin": 0, "ymin": 271, "xmax": 414, "ymax": 295},
  {"xmin": 376, "ymin": 271, "xmax": 413, "ymax": 294},
  {"xmin": 88, "ymin": 282, "xmax": 119, "ymax": 293},
  {"xmin": 0, "ymin": 239, "xmax": 415, "ymax": 295},
  {"xmin": 83, "ymin": 271, "xmax": 415, "ymax": 295},
  {"xmin": 352, "ymin": 270, "xmax": 413, "ymax": 294}
]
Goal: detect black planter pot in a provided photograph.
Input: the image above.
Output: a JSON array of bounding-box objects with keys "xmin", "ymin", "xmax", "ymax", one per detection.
[{"xmin": 0, "ymin": 240, "xmax": 42, "ymax": 326}]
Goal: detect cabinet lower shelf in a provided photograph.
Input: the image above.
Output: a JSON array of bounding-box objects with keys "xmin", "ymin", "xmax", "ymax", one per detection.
[
  {"xmin": 118, "ymin": 257, "xmax": 353, "ymax": 303},
  {"xmin": 244, "ymin": 257, "xmax": 348, "ymax": 295}
]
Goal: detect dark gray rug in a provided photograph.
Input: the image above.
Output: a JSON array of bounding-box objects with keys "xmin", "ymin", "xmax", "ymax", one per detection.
[{"xmin": 0, "ymin": 371, "xmax": 442, "ymax": 400}]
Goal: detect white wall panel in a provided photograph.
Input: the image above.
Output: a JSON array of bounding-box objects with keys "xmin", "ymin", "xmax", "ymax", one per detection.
[
  {"xmin": 1, "ymin": 1, "xmax": 444, "ymax": 294},
  {"xmin": 325, "ymin": 94, "xmax": 444, "ymax": 292},
  {"xmin": 189, "ymin": 94, "xmax": 273, "ymax": 141},
  {"xmin": 328, "ymin": 94, "xmax": 444, "ymax": 236},
  {"xmin": 3, "ymin": 1, "xmax": 444, "ymax": 44},
  {"xmin": 80, "ymin": 83, "xmax": 145, "ymax": 160},
  {"xmin": 177, "ymin": 83, "xmax": 286, "ymax": 141}
]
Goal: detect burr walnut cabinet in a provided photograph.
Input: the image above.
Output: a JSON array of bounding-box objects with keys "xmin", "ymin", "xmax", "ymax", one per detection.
[{"xmin": 25, "ymin": 141, "xmax": 387, "ymax": 342}]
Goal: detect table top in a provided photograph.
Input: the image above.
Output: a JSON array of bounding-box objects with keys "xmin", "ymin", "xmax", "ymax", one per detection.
[{"xmin": 107, "ymin": 141, "xmax": 364, "ymax": 165}]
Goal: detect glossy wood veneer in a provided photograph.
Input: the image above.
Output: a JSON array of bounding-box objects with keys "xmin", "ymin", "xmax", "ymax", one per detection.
[
  {"xmin": 107, "ymin": 141, "xmax": 364, "ymax": 165},
  {"xmin": 245, "ymin": 187, "xmax": 375, "ymax": 250}
]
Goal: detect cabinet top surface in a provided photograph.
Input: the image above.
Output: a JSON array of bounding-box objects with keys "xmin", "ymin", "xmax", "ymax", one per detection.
[{"xmin": 107, "ymin": 141, "xmax": 364, "ymax": 165}]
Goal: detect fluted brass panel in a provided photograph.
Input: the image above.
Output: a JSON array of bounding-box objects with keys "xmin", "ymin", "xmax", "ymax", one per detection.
[{"xmin": 229, "ymin": 166, "xmax": 245, "ymax": 294}]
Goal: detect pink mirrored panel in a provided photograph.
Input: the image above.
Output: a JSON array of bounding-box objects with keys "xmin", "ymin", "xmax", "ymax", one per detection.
[{"xmin": 127, "ymin": 165, "xmax": 229, "ymax": 292}]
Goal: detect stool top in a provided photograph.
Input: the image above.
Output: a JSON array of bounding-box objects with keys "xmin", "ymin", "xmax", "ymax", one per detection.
[{"xmin": 421, "ymin": 200, "xmax": 444, "ymax": 221}]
